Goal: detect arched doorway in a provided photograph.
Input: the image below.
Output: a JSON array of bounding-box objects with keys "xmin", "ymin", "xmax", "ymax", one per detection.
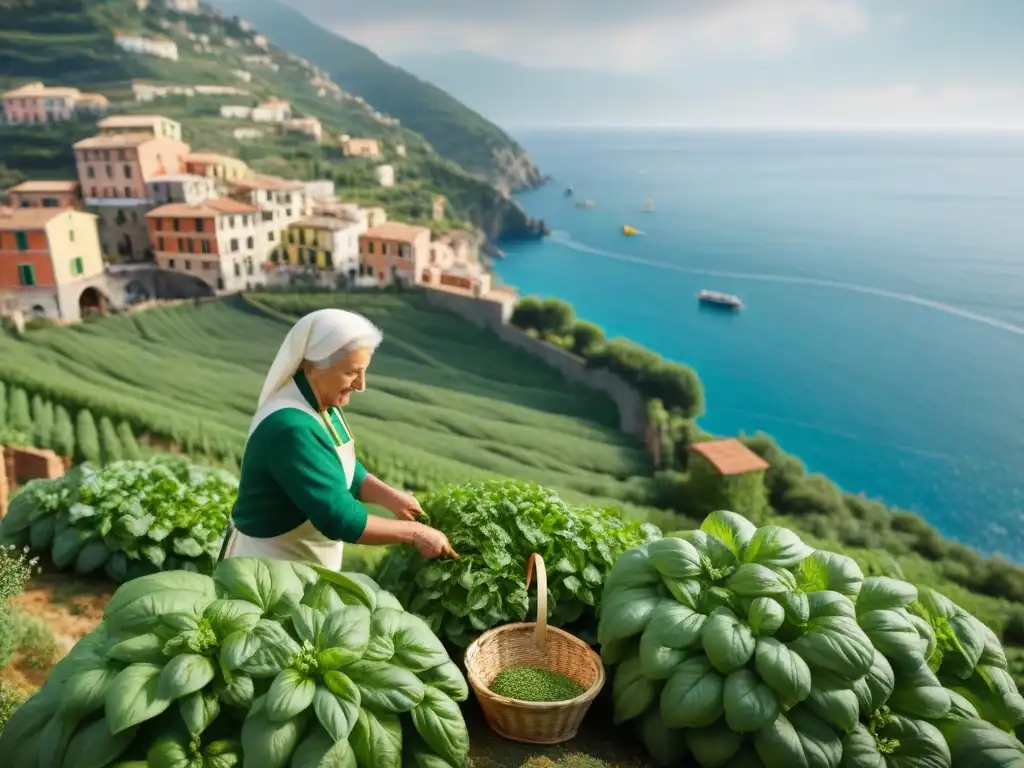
[
  {"xmin": 124, "ymin": 280, "xmax": 150, "ymax": 305},
  {"xmin": 79, "ymin": 286, "xmax": 108, "ymax": 317},
  {"xmin": 31, "ymin": 304, "xmax": 46, "ymax": 317}
]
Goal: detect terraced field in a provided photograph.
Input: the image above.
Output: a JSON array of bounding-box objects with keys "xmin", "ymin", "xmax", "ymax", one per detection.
[{"xmin": 0, "ymin": 293, "xmax": 655, "ymax": 511}]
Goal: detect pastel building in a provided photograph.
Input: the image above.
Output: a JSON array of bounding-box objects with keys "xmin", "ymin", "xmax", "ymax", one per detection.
[
  {"xmin": 182, "ymin": 152, "xmax": 250, "ymax": 191},
  {"xmin": 146, "ymin": 174, "xmax": 217, "ymax": 206},
  {"xmin": 230, "ymin": 174, "xmax": 312, "ymax": 278},
  {"xmin": 2, "ymin": 82, "xmax": 106, "ymax": 124},
  {"xmin": 98, "ymin": 114, "xmax": 183, "ymax": 141},
  {"xmin": 74, "ymin": 132, "xmax": 190, "ymax": 260},
  {"xmin": 279, "ymin": 215, "xmax": 364, "ymax": 279},
  {"xmin": 282, "ymin": 117, "xmax": 322, "ymax": 142},
  {"xmin": 340, "ymin": 137, "xmax": 381, "ymax": 158},
  {"xmin": 114, "ymin": 33, "xmax": 179, "ymax": 61},
  {"xmin": 357, "ymin": 222, "xmax": 431, "ymax": 287},
  {"xmin": 7, "ymin": 181, "xmax": 81, "ymax": 210},
  {"xmin": 375, "ymin": 164, "xmax": 395, "ymax": 188},
  {"xmin": 146, "ymin": 198, "xmax": 262, "ymax": 293},
  {"xmin": 0, "ymin": 207, "xmax": 106, "ymax": 320},
  {"xmin": 251, "ymin": 98, "xmax": 291, "ymax": 123}
]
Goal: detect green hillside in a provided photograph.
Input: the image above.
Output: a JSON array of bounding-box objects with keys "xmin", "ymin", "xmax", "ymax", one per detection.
[
  {"xmin": 0, "ymin": 0, "xmax": 545, "ymax": 238},
  {"xmin": 0, "ymin": 294, "xmax": 657, "ymax": 515},
  {"xmin": 209, "ymin": 0, "xmax": 543, "ymax": 192},
  {"xmin": 3, "ymin": 293, "xmax": 1024, "ymax": 688}
]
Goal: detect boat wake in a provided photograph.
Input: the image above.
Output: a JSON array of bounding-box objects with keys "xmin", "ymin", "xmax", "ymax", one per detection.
[{"xmin": 545, "ymin": 231, "xmax": 1024, "ymax": 337}]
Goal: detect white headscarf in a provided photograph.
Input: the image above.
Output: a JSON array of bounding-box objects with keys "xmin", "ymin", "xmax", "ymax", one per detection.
[{"xmin": 258, "ymin": 308, "xmax": 383, "ymax": 408}]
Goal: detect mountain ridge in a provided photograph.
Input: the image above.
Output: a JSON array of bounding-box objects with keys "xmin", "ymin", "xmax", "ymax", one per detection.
[{"xmin": 208, "ymin": 0, "xmax": 544, "ymax": 194}]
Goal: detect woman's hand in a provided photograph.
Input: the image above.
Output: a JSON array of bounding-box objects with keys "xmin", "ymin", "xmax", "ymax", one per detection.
[
  {"xmin": 385, "ymin": 488, "xmax": 424, "ymax": 521},
  {"xmin": 411, "ymin": 525, "xmax": 458, "ymax": 560}
]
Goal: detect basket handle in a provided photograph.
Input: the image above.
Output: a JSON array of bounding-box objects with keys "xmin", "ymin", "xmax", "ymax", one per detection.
[{"xmin": 524, "ymin": 553, "xmax": 548, "ymax": 653}]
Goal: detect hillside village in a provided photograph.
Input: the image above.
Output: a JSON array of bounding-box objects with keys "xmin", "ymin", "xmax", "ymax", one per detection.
[{"xmin": 0, "ymin": 0, "xmax": 512, "ymax": 323}]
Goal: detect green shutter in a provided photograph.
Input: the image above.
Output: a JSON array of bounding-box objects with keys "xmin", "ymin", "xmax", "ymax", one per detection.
[
  {"xmin": 15, "ymin": 231, "xmax": 28, "ymax": 250},
  {"xmin": 18, "ymin": 264, "xmax": 36, "ymax": 286},
  {"xmin": 71, "ymin": 257, "xmax": 84, "ymax": 275}
]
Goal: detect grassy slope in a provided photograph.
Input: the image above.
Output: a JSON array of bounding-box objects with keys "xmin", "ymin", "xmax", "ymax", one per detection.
[
  {"xmin": 0, "ymin": 294, "xmax": 655, "ymax": 514},
  {"xmin": 208, "ymin": 0, "xmax": 541, "ymax": 189}
]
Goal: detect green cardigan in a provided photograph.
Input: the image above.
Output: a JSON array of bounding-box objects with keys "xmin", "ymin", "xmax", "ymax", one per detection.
[{"xmin": 231, "ymin": 370, "xmax": 369, "ymax": 543}]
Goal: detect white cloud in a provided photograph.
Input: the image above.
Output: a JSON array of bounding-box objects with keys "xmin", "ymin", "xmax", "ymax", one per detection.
[{"xmin": 328, "ymin": 0, "xmax": 869, "ymax": 72}]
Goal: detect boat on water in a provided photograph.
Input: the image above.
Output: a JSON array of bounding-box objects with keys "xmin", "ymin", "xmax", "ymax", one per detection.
[
  {"xmin": 576, "ymin": 199, "xmax": 596, "ymax": 209},
  {"xmin": 622, "ymin": 225, "xmax": 644, "ymax": 236},
  {"xmin": 643, "ymin": 198, "xmax": 655, "ymax": 212},
  {"xmin": 564, "ymin": 186, "xmax": 574, "ymax": 196},
  {"xmin": 697, "ymin": 290, "xmax": 743, "ymax": 310}
]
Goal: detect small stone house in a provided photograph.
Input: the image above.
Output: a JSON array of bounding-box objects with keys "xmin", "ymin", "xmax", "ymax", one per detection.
[{"xmin": 687, "ymin": 438, "xmax": 770, "ymax": 520}]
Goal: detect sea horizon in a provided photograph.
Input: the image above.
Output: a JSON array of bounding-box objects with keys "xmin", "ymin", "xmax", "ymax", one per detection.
[{"xmin": 495, "ymin": 127, "xmax": 1024, "ymax": 559}]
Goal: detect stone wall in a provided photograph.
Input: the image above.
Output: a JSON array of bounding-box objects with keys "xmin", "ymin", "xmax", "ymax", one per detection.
[
  {"xmin": 0, "ymin": 445, "xmax": 64, "ymax": 518},
  {"xmin": 419, "ymin": 285, "xmax": 513, "ymax": 329}
]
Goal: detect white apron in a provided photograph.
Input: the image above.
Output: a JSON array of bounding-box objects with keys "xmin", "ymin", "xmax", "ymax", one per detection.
[{"xmin": 222, "ymin": 380, "xmax": 356, "ymax": 571}]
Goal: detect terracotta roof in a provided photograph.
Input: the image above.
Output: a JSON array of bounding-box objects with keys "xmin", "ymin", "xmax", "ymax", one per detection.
[
  {"xmin": 98, "ymin": 114, "xmax": 173, "ymax": 129},
  {"xmin": 363, "ymin": 222, "xmax": 431, "ymax": 243},
  {"xmin": 9, "ymin": 180, "xmax": 79, "ymax": 193},
  {"xmin": 294, "ymin": 216, "xmax": 355, "ymax": 231},
  {"xmin": 689, "ymin": 439, "xmax": 770, "ymax": 476},
  {"xmin": 74, "ymin": 132, "xmax": 158, "ymax": 149},
  {"xmin": 3, "ymin": 82, "xmax": 80, "ymax": 98},
  {"xmin": 0, "ymin": 207, "xmax": 70, "ymax": 230},
  {"xmin": 232, "ymin": 174, "xmax": 303, "ymax": 192},
  {"xmin": 147, "ymin": 198, "xmax": 258, "ymax": 218}
]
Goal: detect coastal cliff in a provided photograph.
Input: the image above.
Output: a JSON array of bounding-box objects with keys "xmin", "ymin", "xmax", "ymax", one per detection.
[
  {"xmin": 418, "ymin": 159, "xmax": 547, "ymax": 241},
  {"xmin": 490, "ymin": 145, "xmax": 545, "ymax": 194}
]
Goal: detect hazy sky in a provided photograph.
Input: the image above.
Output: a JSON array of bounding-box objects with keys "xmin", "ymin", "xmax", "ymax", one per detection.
[{"xmin": 282, "ymin": 0, "xmax": 1024, "ymax": 127}]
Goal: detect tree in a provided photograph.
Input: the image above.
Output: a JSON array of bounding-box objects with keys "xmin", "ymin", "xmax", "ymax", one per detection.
[
  {"xmin": 570, "ymin": 320, "xmax": 605, "ymax": 357},
  {"xmin": 538, "ymin": 298, "xmax": 574, "ymax": 336},
  {"xmin": 75, "ymin": 410, "xmax": 101, "ymax": 464},
  {"xmin": 8, "ymin": 388, "xmax": 31, "ymax": 435},
  {"xmin": 98, "ymin": 416, "xmax": 123, "ymax": 464},
  {"xmin": 510, "ymin": 296, "xmax": 543, "ymax": 330},
  {"xmin": 52, "ymin": 406, "xmax": 75, "ymax": 459},
  {"xmin": 117, "ymin": 421, "xmax": 141, "ymax": 461},
  {"xmin": 32, "ymin": 396, "xmax": 53, "ymax": 449},
  {"xmin": 0, "ymin": 381, "xmax": 6, "ymax": 428}
]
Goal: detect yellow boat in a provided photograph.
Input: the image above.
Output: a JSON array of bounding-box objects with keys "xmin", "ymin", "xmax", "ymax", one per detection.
[{"xmin": 623, "ymin": 225, "xmax": 638, "ymax": 236}]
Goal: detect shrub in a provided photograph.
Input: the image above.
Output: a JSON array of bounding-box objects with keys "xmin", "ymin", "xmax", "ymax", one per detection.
[
  {"xmin": 376, "ymin": 480, "xmax": 660, "ymax": 648},
  {"xmin": 600, "ymin": 510, "xmax": 1024, "ymax": 768},
  {"xmin": 116, "ymin": 421, "xmax": 141, "ymax": 461},
  {"xmin": 74, "ymin": 409, "xmax": 100, "ymax": 464},
  {"xmin": 0, "ymin": 455, "xmax": 238, "ymax": 583},
  {"xmin": 30, "ymin": 395, "xmax": 52, "ymax": 449},
  {"xmin": 571, "ymin": 320, "xmax": 605, "ymax": 356},
  {"xmin": 7, "ymin": 387, "xmax": 31, "ymax": 434},
  {"xmin": 0, "ymin": 381, "xmax": 6, "ymax": 428},
  {"xmin": 0, "ymin": 559, "xmax": 470, "ymax": 767},
  {"xmin": 538, "ymin": 297, "xmax": 575, "ymax": 335},
  {"xmin": 51, "ymin": 405, "xmax": 75, "ymax": 459},
  {"xmin": 511, "ymin": 295, "xmax": 543, "ymax": 329},
  {"xmin": 98, "ymin": 415, "xmax": 123, "ymax": 464}
]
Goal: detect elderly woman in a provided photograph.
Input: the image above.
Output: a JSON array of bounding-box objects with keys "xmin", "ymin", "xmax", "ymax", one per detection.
[{"xmin": 221, "ymin": 308, "xmax": 456, "ymax": 569}]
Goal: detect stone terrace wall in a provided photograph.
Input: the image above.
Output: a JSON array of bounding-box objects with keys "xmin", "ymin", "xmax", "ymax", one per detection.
[
  {"xmin": 420, "ymin": 286, "xmax": 648, "ymax": 438},
  {"xmin": 0, "ymin": 445, "xmax": 65, "ymax": 518}
]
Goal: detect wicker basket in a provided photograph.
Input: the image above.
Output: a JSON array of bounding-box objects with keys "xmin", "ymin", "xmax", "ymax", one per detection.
[{"xmin": 464, "ymin": 553, "xmax": 606, "ymax": 744}]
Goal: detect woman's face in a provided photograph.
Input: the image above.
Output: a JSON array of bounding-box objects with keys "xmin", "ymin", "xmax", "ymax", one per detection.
[{"xmin": 307, "ymin": 347, "xmax": 373, "ymax": 408}]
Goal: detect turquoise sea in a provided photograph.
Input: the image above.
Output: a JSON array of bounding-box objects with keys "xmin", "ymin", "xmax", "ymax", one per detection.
[{"xmin": 494, "ymin": 129, "xmax": 1024, "ymax": 558}]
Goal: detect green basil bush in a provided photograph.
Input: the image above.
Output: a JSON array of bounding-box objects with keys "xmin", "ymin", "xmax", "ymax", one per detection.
[
  {"xmin": 0, "ymin": 455, "xmax": 237, "ymax": 582},
  {"xmin": 599, "ymin": 510, "xmax": 1024, "ymax": 768},
  {"xmin": 0, "ymin": 557, "xmax": 470, "ymax": 768},
  {"xmin": 376, "ymin": 480, "xmax": 660, "ymax": 648}
]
